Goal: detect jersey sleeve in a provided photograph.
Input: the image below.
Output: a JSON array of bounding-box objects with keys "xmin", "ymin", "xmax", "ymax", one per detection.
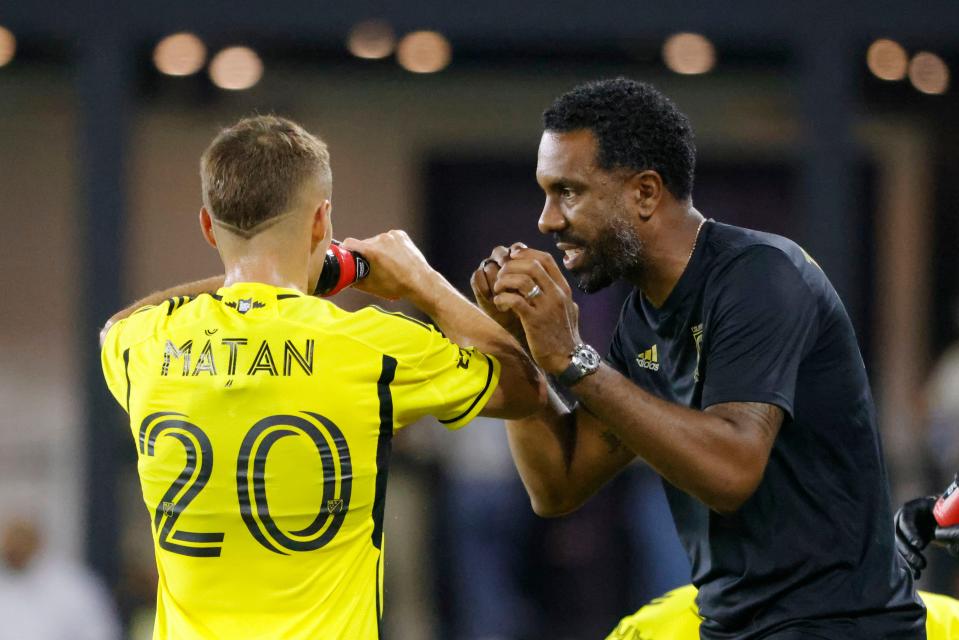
[
  {"xmin": 390, "ymin": 323, "xmax": 501, "ymax": 430},
  {"xmin": 700, "ymin": 247, "xmax": 819, "ymax": 418},
  {"xmin": 421, "ymin": 330, "xmax": 501, "ymax": 430},
  {"xmin": 100, "ymin": 303, "xmax": 168, "ymax": 411}
]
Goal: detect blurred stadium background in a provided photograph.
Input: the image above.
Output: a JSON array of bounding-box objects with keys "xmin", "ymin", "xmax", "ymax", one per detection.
[{"xmin": 1, "ymin": 1, "xmax": 959, "ymax": 638}]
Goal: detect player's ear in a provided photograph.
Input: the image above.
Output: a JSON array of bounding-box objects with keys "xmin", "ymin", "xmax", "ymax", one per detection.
[
  {"xmin": 199, "ymin": 208, "xmax": 218, "ymax": 249},
  {"xmin": 627, "ymin": 170, "xmax": 664, "ymax": 221},
  {"xmin": 310, "ymin": 200, "xmax": 332, "ymax": 252}
]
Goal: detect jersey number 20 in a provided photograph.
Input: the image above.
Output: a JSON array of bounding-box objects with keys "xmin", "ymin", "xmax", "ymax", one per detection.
[{"xmin": 138, "ymin": 411, "xmax": 352, "ymax": 557}]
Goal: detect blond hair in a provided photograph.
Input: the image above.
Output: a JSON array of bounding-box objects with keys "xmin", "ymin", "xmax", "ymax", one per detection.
[{"xmin": 200, "ymin": 115, "xmax": 331, "ymax": 236}]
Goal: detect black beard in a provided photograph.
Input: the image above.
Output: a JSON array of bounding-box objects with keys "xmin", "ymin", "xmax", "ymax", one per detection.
[{"xmin": 570, "ymin": 218, "xmax": 645, "ymax": 294}]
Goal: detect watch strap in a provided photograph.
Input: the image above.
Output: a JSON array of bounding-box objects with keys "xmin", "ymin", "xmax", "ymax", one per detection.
[
  {"xmin": 557, "ymin": 360, "xmax": 587, "ymax": 387},
  {"xmin": 557, "ymin": 343, "xmax": 600, "ymax": 387}
]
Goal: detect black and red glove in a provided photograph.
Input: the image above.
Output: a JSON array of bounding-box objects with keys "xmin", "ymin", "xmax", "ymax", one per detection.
[{"xmin": 895, "ymin": 480, "xmax": 959, "ymax": 579}]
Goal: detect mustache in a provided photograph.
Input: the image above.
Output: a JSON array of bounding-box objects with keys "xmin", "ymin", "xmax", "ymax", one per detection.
[{"xmin": 553, "ymin": 232, "xmax": 588, "ymax": 246}]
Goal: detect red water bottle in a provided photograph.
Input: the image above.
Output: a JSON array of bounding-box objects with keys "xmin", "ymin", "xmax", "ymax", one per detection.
[
  {"xmin": 934, "ymin": 475, "xmax": 959, "ymax": 527},
  {"xmin": 314, "ymin": 240, "xmax": 370, "ymax": 297}
]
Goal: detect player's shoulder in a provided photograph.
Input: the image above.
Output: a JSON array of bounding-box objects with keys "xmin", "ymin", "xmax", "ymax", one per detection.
[
  {"xmin": 349, "ymin": 305, "xmax": 441, "ymax": 357},
  {"xmin": 104, "ymin": 295, "xmax": 208, "ymax": 350},
  {"xmin": 285, "ymin": 299, "xmax": 441, "ymax": 364}
]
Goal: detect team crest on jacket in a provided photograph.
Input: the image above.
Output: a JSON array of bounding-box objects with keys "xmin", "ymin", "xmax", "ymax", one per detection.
[
  {"xmin": 691, "ymin": 324, "xmax": 703, "ymax": 381},
  {"xmin": 225, "ymin": 298, "xmax": 265, "ymax": 314}
]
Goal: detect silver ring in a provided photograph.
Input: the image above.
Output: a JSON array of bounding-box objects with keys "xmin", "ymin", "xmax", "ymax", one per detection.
[{"xmin": 525, "ymin": 284, "xmax": 543, "ymax": 300}]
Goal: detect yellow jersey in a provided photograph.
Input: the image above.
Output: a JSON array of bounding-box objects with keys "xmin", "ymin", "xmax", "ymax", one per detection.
[
  {"xmin": 101, "ymin": 282, "xmax": 500, "ymax": 639},
  {"xmin": 606, "ymin": 584, "xmax": 959, "ymax": 640}
]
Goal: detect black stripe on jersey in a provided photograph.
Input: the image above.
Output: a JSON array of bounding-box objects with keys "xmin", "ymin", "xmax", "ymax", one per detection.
[
  {"xmin": 371, "ymin": 355, "xmax": 397, "ymax": 550},
  {"xmin": 369, "ymin": 305, "xmax": 432, "ymax": 332},
  {"xmin": 209, "ymin": 293, "xmax": 222, "ymax": 301},
  {"xmin": 123, "ymin": 348, "xmax": 131, "ymax": 413},
  {"xmin": 276, "ymin": 293, "xmax": 299, "ymax": 300},
  {"xmin": 164, "ymin": 295, "xmax": 193, "ymax": 315},
  {"xmin": 439, "ymin": 353, "xmax": 495, "ymax": 424},
  {"xmin": 171, "ymin": 530, "xmax": 225, "ymax": 543}
]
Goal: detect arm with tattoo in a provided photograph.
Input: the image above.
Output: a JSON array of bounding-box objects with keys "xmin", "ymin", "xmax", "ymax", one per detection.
[{"xmin": 569, "ymin": 361, "xmax": 783, "ymax": 515}]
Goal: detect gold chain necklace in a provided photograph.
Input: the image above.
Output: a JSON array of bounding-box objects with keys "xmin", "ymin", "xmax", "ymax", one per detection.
[{"xmin": 687, "ymin": 218, "xmax": 707, "ymax": 263}]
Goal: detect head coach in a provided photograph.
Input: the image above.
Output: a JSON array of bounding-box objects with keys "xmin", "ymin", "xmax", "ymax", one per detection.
[{"xmin": 472, "ymin": 78, "xmax": 925, "ymax": 639}]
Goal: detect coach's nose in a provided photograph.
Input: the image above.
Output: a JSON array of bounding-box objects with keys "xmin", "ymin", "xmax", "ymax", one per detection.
[{"xmin": 538, "ymin": 197, "xmax": 566, "ymax": 235}]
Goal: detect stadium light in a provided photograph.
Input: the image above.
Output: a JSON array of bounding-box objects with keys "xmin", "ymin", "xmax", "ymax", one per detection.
[
  {"xmin": 0, "ymin": 26, "xmax": 16, "ymax": 68},
  {"xmin": 866, "ymin": 39, "xmax": 908, "ymax": 81},
  {"xmin": 154, "ymin": 32, "xmax": 207, "ymax": 77},
  {"xmin": 908, "ymin": 51, "xmax": 949, "ymax": 95},
  {"xmin": 662, "ymin": 33, "xmax": 716, "ymax": 75},
  {"xmin": 397, "ymin": 31, "xmax": 451, "ymax": 74},
  {"xmin": 347, "ymin": 20, "xmax": 396, "ymax": 60},
  {"xmin": 209, "ymin": 47, "xmax": 263, "ymax": 91}
]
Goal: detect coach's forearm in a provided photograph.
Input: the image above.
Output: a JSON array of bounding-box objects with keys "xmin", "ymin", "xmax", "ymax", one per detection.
[
  {"xmin": 99, "ymin": 275, "xmax": 224, "ymax": 346},
  {"xmin": 408, "ymin": 272, "xmax": 547, "ymax": 417},
  {"xmin": 573, "ymin": 364, "xmax": 770, "ymax": 514}
]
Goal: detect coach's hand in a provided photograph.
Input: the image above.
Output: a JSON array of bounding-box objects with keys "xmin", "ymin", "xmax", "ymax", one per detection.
[
  {"xmin": 490, "ymin": 246, "xmax": 581, "ymax": 375},
  {"xmin": 341, "ymin": 230, "xmax": 436, "ymax": 301},
  {"xmin": 470, "ymin": 244, "xmax": 525, "ymax": 341}
]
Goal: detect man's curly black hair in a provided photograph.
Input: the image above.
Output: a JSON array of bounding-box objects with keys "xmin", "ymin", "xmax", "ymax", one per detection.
[{"xmin": 543, "ymin": 78, "xmax": 696, "ymax": 200}]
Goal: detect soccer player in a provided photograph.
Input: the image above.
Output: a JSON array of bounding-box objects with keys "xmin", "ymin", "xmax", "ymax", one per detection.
[
  {"xmin": 605, "ymin": 584, "xmax": 959, "ymax": 640},
  {"xmin": 99, "ymin": 115, "xmax": 545, "ymax": 639},
  {"xmin": 471, "ymin": 79, "xmax": 925, "ymax": 638}
]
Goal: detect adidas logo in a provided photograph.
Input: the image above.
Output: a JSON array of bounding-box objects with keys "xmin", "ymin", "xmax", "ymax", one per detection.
[{"xmin": 636, "ymin": 345, "xmax": 660, "ymax": 371}]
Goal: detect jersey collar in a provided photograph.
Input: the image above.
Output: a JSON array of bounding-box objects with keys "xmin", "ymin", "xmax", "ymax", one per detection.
[{"xmin": 216, "ymin": 282, "xmax": 306, "ymax": 298}]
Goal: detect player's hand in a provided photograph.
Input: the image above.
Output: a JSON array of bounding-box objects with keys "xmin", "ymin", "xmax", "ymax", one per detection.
[
  {"xmin": 491, "ymin": 246, "xmax": 582, "ymax": 375},
  {"xmin": 341, "ymin": 230, "xmax": 437, "ymax": 301},
  {"xmin": 895, "ymin": 496, "xmax": 938, "ymax": 578},
  {"xmin": 470, "ymin": 244, "xmax": 525, "ymax": 340}
]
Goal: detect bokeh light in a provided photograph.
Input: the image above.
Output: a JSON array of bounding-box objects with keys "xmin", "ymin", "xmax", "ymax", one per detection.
[
  {"xmin": 396, "ymin": 31, "xmax": 452, "ymax": 74},
  {"xmin": 0, "ymin": 26, "xmax": 16, "ymax": 68},
  {"xmin": 153, "ymin": 32, "xmax": 207, "ymax": 77},
  {"xmin": 209, "ymin": 46, "xmax": 263, "ymax": 91},
  {"xmin": 347, "ymin": 20, "xmax": 396, "ymax": 60},
  {"xmin": 662, "ymin": 32, "xmax": 716, "ymax": 75},
  {"xmin": 908, "ymin": 51, "xmax": 950, "ymax": 95},
  {"xmin": 866, "ymin": 38, "xmax": 908, "ymax": 81}
]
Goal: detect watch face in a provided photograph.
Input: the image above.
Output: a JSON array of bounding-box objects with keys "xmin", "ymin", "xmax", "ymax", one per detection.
[{"xmin": 573, "ymin": 345, "xmax": 601, "ymax": 370}]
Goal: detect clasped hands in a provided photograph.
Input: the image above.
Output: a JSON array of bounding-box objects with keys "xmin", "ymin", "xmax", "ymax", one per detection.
[{"xmin": 470, "ymin": 242, "xmax": 582, "ymax": 376}]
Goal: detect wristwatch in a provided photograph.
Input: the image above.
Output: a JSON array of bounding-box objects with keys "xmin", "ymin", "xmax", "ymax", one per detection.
[{"xmin": 557, "ymin": 343, "xmax": 602, "ymax": 387}]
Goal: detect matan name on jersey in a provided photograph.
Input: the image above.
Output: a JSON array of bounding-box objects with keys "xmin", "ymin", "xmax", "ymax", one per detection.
[{"xmin": 161, "ymin": 337, "xmax": 315, "ymax": 377}]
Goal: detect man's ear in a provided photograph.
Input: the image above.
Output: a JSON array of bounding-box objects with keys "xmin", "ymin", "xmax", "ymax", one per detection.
[
  {"xmin": 310, "ymin": 200, "xmax": 333, "ymax": 251},
  {"xmin": 626, "ymin": 170, "xmax": 664, "ymax": 221},
  {"xmin": 199, "ymin": 208, "xmax": 218, "ymax": 249}
]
